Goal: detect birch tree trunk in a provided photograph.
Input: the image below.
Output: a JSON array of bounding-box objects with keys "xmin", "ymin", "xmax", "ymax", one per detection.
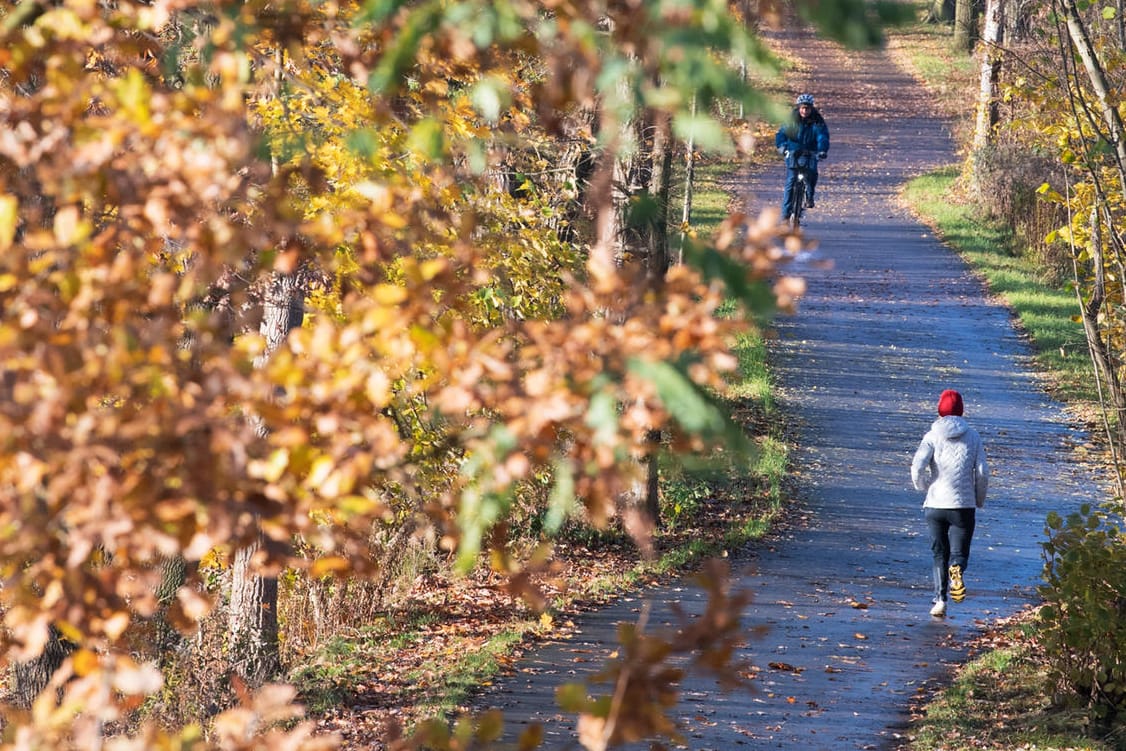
[
  {"xmin": 1060, "ymin": 0, "xmax": 1126, "ymax": 193},
  {"xmin": 678, "ymin": 98, "xmax": 697, "ymax": 265},
  {"xmin": 973, "ymin": 0, "xmax": 1005, "ymax": 154},
  {"xmin": 1116, "ymin": 0, "xmax": 1125, "ymax": 49},
  {"xmin": 600, "ymin": 76, "xmax": 674, "ymax": 531}
]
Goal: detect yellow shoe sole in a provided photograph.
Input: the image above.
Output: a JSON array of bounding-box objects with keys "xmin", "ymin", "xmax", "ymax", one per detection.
[{"xmin": 949, "ymin": 565, "xmax": 966, "ymax": 603}]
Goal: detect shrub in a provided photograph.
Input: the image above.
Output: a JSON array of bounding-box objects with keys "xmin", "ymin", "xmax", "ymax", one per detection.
[
  {"xmin": 971, "ymin": 142, "xmax": 1069, "ymax": 283},
  {"xmin": 1038, "ymin": 504, "xmax": 1126, "ymax": 733}
]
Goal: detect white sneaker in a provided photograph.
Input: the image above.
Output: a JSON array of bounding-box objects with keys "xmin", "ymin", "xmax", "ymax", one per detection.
[{"xmin": 930, "ymin": 599, "xmax": 946, "ymax": 617}]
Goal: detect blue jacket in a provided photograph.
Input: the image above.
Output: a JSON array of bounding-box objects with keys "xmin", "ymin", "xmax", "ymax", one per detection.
[{"xmin": 775, "ymin": 107, "xmax": 830, "ymax": 168}]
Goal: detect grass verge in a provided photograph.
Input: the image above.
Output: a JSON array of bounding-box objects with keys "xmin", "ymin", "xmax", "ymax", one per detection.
[{"xmin": 904, "ymin": 613, "xmax": 1118, "ymax": 751}]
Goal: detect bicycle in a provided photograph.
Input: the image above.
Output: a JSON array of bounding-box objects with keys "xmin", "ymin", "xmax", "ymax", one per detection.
[{"xmin": 784, "ymin": 149, "xmax": 817, "ymax": 229}]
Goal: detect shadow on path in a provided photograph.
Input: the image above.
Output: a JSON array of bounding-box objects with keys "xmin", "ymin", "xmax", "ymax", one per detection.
[{"xmin": 476, "ymin": 23, "xmax": 1100, "ymax": 751}]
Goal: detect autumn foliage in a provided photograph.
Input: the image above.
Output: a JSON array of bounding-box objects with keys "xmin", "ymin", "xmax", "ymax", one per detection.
[{"xmin": 0, "ymin": 0, "xmax": 808, "ymax": 747}]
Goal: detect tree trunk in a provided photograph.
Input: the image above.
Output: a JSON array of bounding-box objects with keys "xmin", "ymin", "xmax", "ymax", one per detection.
[
  {"xmin": 644, "ymin": 108, "xmax": 673, "ymax": 286},
  {"xmin": 1073, "ymin": 208, "xmax": 1126, "ymax": 483},
  {"xmin": 11, "ymin": 626, "xmax": 74, "ymax": 708},
  {"xmin": 619, "ymin": 103, "xmax": 674, "ymax": 528},
  {"xmin": 1003, "ymin": 0, "xmax": 1034, "ymax": 42},
  {"xmin": 972, "ymin": 0, "xmax": 1005, "ymax": 154},
  {"xmin": 1117, "ymin": 0, "xmax": 1125, "ymax": 49},
  {"xmin": 678, "ymin": 99, "xmax": 697, "ymax": 265},
  {"xmin": 154, "ymin": 554, "xmax": 188, "ymax": 666},
  {"xmin": 641, "ymin": 110, "xmax": 673, "ymax": 526},
  {"xmin": 227, "ymin": 270, "xmax": 305, "ymax": 685},
  {"xmin": 228, "ymin": 538, "xmax": 281, "ymax": 685},
  {"xmin": 1061, "ymin": 0, "xmax": 1126, "ymax": 192},
  {"xmin": 954, "ymin": 0, "xmax": 976, "ymax": 51},
  {"xmin": 928, "ymin": 0, "xmax": 956, "ymax": 21}
]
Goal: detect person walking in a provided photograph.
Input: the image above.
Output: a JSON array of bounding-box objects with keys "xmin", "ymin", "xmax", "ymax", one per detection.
[
  {"xmin": 775, "ymin": 93, "xmax": 830, "ymax": 217},
  {"xmin": 911, "ymin": 389, "xmax": 989, "ymax": 617}
]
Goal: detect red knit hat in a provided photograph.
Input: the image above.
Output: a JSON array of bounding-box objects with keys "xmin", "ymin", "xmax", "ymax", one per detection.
[{"xmin": 937, "ymin": 389, "xmax": 964, "ymax": 417}]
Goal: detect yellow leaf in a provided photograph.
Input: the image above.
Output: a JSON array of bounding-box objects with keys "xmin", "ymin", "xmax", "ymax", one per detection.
[
  {"xmin": 304, "ymin": 455, "xmax": 335, "ymax": 491},
  {"xmin": 335, "ymin": 494, "xmax": 382, "ymax": 517},
  {"xmin": 310, "ymin": 556, "xmax": 349, "ymax": 578},
  {"xmin": 0, "ymin": 194, "xmax": 17, "ymax": 251},
  {"xmin": 373, "ymin": 284, "xmax": 408, "ymax": 305},
  {"xmin": 73, "ymin": 648, "xmax": 99, "ymax": 677},
  {"xmin": 261, "ymin": 448, "xmax": 290, "ymax": 483},
  {"xmin": 112, "ymin": 68, "xmax": 152, "ymax": 125},
  {"xmin": 475, "ymin": 709, "xmax": 504, "ymax": 743},
  {"xmin": 53, "ymin": 205, "xmax": 91, "ymax": 246},
  {"xmin": 420, "ymin": 258, "xmax": 447, "ymax": 280}
]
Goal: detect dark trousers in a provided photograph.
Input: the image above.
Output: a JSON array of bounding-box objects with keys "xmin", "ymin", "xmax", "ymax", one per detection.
[
  {"xmin": 925, "ymin": 507, "xmax": 976, "ymax": 601},
  {"xmin": 782, "ymin": 167, "xmax": 819, "ymax": 217}
]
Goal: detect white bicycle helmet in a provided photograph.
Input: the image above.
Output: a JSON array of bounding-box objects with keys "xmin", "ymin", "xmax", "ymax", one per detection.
[{"xmin": 796, "ymin": 93, "xmax": 815, "ymax": 106}]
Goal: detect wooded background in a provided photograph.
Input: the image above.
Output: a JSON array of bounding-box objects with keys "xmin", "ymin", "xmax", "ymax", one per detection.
[{"xmin": 0, "ymin": 0, "xmax": 1124, "ymax": 747}]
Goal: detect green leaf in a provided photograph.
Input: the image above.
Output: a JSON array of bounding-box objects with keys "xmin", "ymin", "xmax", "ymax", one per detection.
[
  {"xmin": 471, "ymin": 76, "xmax": 507, "ymax": 123},
  {"xmin": 672, "ymin": 112, "xmax": 732, "ymax": 153},
  {"xmin": 1103, "ymin": 5, "xmax": 1118, "ymax": 19},
  {"xmin": 797, "ymin": 0, "xmax": 886, "ymax": 48},
  {"xmin": 585, "ymin": 390, "xmax": 619, "ymax": 446},
  {"xmin": 407, "ymin": 117, "xmax": 448, "ymax": 160},
  {"xmin": 356, "ymin": 0, "xmax": 410, "ymax": 27},
  {"xmin": 627, "ymin": 357, "xmax": 752, "ymax": 455},
  {"xmin": 366, "ymin": 0, "xmax": 443, "ymax": 93},
  {"xmin": 455, "ymin": 425, "xmax": 518, "ymax": 572},
  {"xmin": 681, "ymin": 240, "xmax": 777, "ymax": 315},
  {"xmin": 555, "ymin": 682, "xmax": 589, "ymax": 712},
  {"xmin": 544, "ymin": 459, "xmax": 576, "ymax": 534}
]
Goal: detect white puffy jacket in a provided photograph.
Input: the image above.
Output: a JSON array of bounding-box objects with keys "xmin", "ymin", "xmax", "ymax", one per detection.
[{"xmin": 911, "ymin": 416, "xmax": 989, "ymax": 509}]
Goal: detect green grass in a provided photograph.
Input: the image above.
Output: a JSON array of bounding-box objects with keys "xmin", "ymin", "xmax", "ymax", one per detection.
[
  {"xmin": 909, "ymin": 635, "xmax": 1115, "ymax": 751},
  {"xmin": 901, "ymin": 168, "xmax": 1096, "ymax": 404},
  {"xmin": 406, "ymin": 628, "xmax": 530, "ymax": 717},
  {"xmin": 894, "ymin": 22, "xmax": 976, "ymax": 82},
  {"xmin": 728, "ymin": 332, "xmax": 773, "ymax": 404},
  {"xmin": 677, "ymin": 158, "xmax": 741, "ymax": 243}
]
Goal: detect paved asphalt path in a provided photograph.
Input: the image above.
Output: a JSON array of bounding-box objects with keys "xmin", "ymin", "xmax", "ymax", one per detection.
[{"xmin": 476, "ymin": 24, "xmax": 1101, "ymax": 751}]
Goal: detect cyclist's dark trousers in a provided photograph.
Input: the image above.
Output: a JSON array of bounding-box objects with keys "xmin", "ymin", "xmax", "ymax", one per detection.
[
  {"xmin": 782, "ymin": 167, "xmax": 819, "ymax": 216},
  {"xmin": 925, "ymin": 507, "xmax": 976, "ymax": 601}
]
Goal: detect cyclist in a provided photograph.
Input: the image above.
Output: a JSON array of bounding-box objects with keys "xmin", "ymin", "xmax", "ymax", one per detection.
[{"xmin": 775, "ymin": 93, "xmax": 830, "ymax": 218}]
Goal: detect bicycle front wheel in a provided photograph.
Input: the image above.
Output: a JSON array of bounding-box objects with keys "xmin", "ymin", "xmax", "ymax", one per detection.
[{"xmin": 790, "ymin": 179, "xmax": 806, "ymax": 228}]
